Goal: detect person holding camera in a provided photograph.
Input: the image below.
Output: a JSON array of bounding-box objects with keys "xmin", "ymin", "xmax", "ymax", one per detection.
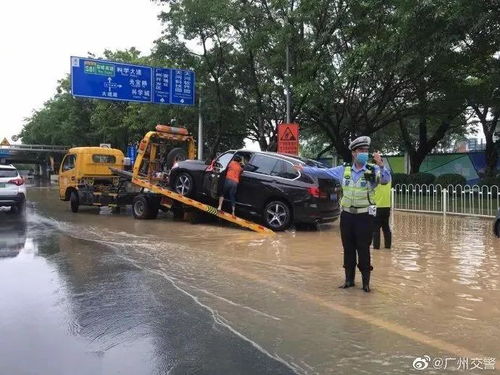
[{"xmin": 295, "ymin": 136, "xmax": 391, "ymax": 292}]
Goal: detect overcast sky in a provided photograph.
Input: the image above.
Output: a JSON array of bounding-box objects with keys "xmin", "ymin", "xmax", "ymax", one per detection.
[{"xmin": 1, "ymin": 0, "xmax": 165, "ymax": 142}]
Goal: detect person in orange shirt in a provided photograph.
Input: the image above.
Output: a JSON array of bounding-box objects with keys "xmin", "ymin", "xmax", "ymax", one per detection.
[{"xmin": 217, "ymin": 155, "xmax": 243, "ymax": 216}]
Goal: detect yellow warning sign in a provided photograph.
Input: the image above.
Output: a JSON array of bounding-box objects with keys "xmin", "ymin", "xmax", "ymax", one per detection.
[{"xmin": 0, "ymin": 137, "xmax": 10, "ymax": 146}]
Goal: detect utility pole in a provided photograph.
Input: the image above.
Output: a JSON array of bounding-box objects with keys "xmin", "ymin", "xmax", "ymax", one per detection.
[
  {"xmin": 197, "ymin": 88, "xmax": 203, "ymax": 160},
  {"xmin": 285, "ymin": 44, "xmax": 291, "ymax": 123}
]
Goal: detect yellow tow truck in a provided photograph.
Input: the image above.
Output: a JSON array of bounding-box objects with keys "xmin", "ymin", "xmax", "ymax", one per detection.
[{"xmin": 58, "ymin": 125, "xmax": 273, "ymax": 234}]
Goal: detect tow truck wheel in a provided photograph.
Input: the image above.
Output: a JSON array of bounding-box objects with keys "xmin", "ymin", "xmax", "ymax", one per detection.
[
  {"xmin": 133, "ymin": 195, "xmax": 153, "ymax": 219},
  {"xmin": 70, "ymin": 191, "xmax": 79, "ymax": 213},
  {"xmin": 174, "ymin": 172, "xmax": 194, "ymax": 196},
  {"xmin": 147, "ymin": 196, "xmax": 160, "ymax": 219},
  {"xmin": 171, "ymin": 202, "xmax": 185, "ymax": 220}
]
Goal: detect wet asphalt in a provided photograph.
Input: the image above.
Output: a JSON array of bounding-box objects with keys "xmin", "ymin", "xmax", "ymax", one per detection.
[{"xmin": 0, "ymin": 186, "xmax": 499, "ymax": 374}]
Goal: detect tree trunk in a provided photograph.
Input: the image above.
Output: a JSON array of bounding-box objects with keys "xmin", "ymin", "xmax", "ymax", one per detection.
[
  {"xmin": 472, "ymin": 106, "xmax": 498, "ymax": 178},
  {"xmin": 409, "ymin": 151, "xmax": 426, "ymax": 174},
  {"xmin": 335, "ymin": 140, "xmax": 351, "ymax": 163},
  {"xmin": 484, "ymin": 130, "xmax": 497, "ymax": 178}
]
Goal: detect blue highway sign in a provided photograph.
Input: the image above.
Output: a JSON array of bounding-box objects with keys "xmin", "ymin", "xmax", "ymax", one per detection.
[
  {"xmin": 71, "ymin": 57, "xmax": 152, "ymax": 103},
  {"xmin": 153, "ymin": 68, "xmax": 171, "ymax": 104},
  {"xmin": 71, "ymin": 57, "xmax": 196, "ymax": 106},
  {"xmin": 170, "ymin": 69, "xmax": 195, "ymax": 106}
]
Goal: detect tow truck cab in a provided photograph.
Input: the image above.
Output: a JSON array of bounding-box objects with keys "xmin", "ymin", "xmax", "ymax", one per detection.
[{"xmin": 58, "ymin": 147, "xmax": 127, "ymax": 211}]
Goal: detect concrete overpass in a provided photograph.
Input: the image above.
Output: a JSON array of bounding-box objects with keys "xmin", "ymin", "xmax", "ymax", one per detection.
[{"xmin": 0, "ymin": 144, "xmax": 69, "ymax": 178}]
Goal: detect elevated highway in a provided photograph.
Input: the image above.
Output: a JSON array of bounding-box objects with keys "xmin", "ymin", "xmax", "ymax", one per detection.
[{"xmin": 0, "ymin": 144, "xmax": 69, "ymax": 178}]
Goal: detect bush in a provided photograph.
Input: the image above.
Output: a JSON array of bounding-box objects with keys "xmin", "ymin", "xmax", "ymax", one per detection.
[
  {"xmin": 435, "ymin": 173, "xmax": 466, "ymax": 187},
  {"xmin": 478, "ymin": 176, "xmax": 500, "ymax": 188},
  {"xmin": 407, "ymin": 172, "xmax": 435, "ymax": 185},
  {"xmin": 391, "ymin": 173, "xmax": 410, "ymax": 186}
]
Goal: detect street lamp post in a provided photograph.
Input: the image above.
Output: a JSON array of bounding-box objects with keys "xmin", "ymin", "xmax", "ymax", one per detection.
[
  {"xmin": 198, "ymin": 88, "xmax": 203, "ymax": 160},
  {"xmin": 285, "ymin": 44, "xmax": 291, "ymax": 124}
]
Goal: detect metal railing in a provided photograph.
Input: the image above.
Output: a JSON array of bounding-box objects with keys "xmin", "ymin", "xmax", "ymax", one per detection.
[{"xmin": 392, "ymin": 184, "xmax": 500, "ymax": 218}]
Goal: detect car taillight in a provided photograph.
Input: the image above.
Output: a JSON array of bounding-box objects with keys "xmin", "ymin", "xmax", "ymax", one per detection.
[
  {"xmin": 307, "ymin": 186, "xmax": 320, "ymax": 198},
  {"xmin": 8, "ymin": 178, "xmax": 24, "ymax": 186}
]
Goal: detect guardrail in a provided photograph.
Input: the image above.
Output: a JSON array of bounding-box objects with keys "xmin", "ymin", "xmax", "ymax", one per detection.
[{"xmin": 392, "ymin": 184, "xmax": 500, "ymax": 218}]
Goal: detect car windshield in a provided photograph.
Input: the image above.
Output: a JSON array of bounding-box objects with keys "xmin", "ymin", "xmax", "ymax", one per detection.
[{"xmin": 0, "ymin": 168, "xmax": 17, "ymax": 178}]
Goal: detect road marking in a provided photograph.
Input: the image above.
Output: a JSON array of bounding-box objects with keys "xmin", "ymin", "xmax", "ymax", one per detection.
[{"xmin": 220, "ymin": 264, "xmax": 484, "ymax": 359}]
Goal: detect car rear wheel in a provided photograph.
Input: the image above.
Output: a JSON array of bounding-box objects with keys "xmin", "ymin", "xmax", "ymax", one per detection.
[
  {"xmin": 16, "ymin": 200, "xmax": 26, "ymax": 216},
  {"xmin": 9, "ymin": 201, "xmax": 25, "ymax": 216},
  {"xmin": 70, "ymin": 191, "xmax": 79, "ymax": 213},
  {"xmin": 263, "ymin": 200, "xmax": 291, "ymax": 231},
  {"xmin": 174, "ymin": 172, "xmax": 194, "ymax": 196}
]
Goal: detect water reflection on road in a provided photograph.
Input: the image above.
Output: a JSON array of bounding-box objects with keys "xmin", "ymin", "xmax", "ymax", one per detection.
[{"xmin": 0, "ymin": 187, "xmax": 498, "ymax": 374}]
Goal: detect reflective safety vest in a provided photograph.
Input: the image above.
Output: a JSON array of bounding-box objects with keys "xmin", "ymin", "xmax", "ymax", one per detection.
[
  {"xmin": 374, "ymin": 180, "xmax": 392, "ymax": 208},
  {"xmin": 340, "ymin": 164, "xmax": 379, "ymax": 208}
]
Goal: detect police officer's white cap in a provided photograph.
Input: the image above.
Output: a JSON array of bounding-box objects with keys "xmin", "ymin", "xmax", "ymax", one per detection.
[{"xmin": 349, "ymin": 136, "xmax": 371, "ymax": 151}]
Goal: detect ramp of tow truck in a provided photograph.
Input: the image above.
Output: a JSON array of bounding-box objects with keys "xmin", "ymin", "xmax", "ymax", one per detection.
[{"xmin": 132, "ymin": 177, "xmax": 275, "ymax": 235}]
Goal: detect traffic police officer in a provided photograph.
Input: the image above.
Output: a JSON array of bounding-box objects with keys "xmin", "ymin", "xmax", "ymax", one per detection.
[{"xmin": 297, "ymin": 136, "xmax": 391, "ymax": 292}]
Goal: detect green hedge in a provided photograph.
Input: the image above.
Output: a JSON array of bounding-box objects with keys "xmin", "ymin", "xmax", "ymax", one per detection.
[
  {"xmin": 478, "ymin": 176, "xmax": 500, "ymax": 188},
  {"xmin": 407, "ymin": 172, "xmax": 435, "ymax": 185},
  {"xmin": 435, "ymin": 173, "xmax": 466, "ymax": 187},
  {"xmin": 392, "ymin": 173, "xmax": 410, "ymax": 185}
]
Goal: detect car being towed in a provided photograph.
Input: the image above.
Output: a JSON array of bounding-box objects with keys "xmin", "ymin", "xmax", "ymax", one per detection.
[{"xmin": 169, "ymin": 150, "xmax": 341, "ymax": 231}]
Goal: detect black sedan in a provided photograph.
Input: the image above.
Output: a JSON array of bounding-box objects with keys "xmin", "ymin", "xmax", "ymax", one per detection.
[{"xmin": 169, "ymin": 150, "xmax": 340, "ymax": 231}]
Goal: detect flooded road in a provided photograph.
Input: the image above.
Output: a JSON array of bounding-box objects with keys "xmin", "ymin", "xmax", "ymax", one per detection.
[{"xmin": 1, "ymin": 186, "xmax": 499, "ymax": 374}]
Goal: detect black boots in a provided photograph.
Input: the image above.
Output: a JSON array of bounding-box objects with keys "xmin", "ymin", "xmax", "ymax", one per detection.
[
  {"xmin": 361, "ymin": 271, "xmax": 371, "ymax": 293},
  {"xmin": 339, "ymin": 268, "xmax": 355, "ymax": 288},
  {"xmin": 340, "ymin": 268, "xmax": 371, "ymax": 292},
  {"xmin": 384, "ymin": 233, "xmax": 392, "ymax": 249},
  {"xmin": 373, "ymin": 231, "xmax": 392, "ymax": 249},
  {"xmin": 372, "ymin": 231, "xmax": 381, "ymax": 250}
]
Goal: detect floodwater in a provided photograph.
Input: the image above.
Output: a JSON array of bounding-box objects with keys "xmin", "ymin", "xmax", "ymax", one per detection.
[{"xmin": 1, "ymin": 186, "xmax": 499, "ymax": 375}]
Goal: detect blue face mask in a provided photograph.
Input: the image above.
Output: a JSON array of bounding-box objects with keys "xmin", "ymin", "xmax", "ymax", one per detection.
[{"xmin": 356, "ymin": 152, "xmax": 369, "ymax": 164}]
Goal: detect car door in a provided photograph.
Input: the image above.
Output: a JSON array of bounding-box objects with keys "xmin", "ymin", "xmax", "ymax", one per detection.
[
  {"xmin": 238, "ymin": 154, "xmax": 279, "ymax": 210},
  {"xmin": 58, "ymin": 154, "xmax": 76, "ymax": 199},
  {"xmin": 202, "ymin": 152, "xmax": 235, "ymax": 199}
]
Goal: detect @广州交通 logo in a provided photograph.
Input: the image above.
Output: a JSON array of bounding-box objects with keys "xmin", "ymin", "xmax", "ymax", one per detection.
[{"xmin": 413, "ymin": 356, "xmax": 431, "ymax": 370}]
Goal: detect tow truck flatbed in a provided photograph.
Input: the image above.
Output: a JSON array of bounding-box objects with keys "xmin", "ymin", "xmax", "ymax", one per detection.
[
  {"xmin": 131, "ymin": 177, "xmax": 274, "ymax": 234},
  {"xmin": 118, "ymin": 126, "xmax": 274, "ymax": 234}
]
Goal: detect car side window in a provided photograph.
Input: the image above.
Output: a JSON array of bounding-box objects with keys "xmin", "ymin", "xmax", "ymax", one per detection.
[
  {"xmin": 271, "ymin": 160, "xmax": 299, "ymax": 179},
  {"xmin": 247, "ymin": 155, "xmax": 278, "ymax": 175},
  {"xmin": 214, "ymin": 152, "xmax": 234, "ymax": 171},
  {"xmin": 62, "ymin": 155, "xmax": 76, "ymax": 172}
]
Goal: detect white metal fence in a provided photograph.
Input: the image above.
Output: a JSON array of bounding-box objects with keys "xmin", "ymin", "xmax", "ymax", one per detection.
[{"xmin": 392, "ymin": 184, "xmax": 500, "ymax": 218}]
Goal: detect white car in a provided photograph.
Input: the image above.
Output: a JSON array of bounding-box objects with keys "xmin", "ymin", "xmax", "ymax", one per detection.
[{"xmin": 0, "ymin": 164, "xmax": 26, "ymax": 214}]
